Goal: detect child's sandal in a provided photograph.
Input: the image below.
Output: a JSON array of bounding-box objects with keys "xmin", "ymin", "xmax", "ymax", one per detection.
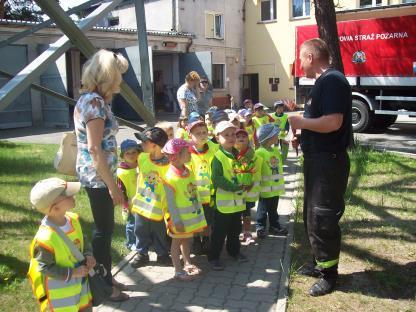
[
  {"xmin": 184, "ymin": 264, "xmax": 202, "ymax": 275},
  {"xmin": 174, "ymin": 270, "xmax": 194, "ymax": 281}
]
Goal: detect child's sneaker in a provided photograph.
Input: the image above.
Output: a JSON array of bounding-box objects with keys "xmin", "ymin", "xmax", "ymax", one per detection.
[
  {"xmin": 269, "ymin": 226, "xmax": 288, "ymax": 236},
  {"xmin": 131, "ymin": 253, "xmax": 149, "ymax": 268},
  {"xmin": 209, "ymin": 259, "xmax": 224, "ymax": 271},
  {"xmin": 231, "ymin": 253, "xmax": 249, "ymax": 263},
  {"xmin": 256, "ymin": 229, "xmax": 266, "ymax": 239},
  {"xmin": 243, "ymin": 232, "xmax": 254, "ymax": 245}
]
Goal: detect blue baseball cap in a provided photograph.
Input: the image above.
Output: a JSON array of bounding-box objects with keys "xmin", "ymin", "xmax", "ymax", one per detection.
[
  {"xmin": 120, "ymin": 139, "xmax": 141, "ymax": 154},
  {"xmin": 212, "ymin": 110, "xmax": 229, "ymax": 125},
  {"xmin": 257, "ymin": 124, "xmax": 280, "ymax": 144}
]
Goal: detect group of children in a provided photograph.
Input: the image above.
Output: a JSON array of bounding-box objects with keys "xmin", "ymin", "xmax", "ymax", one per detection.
[
  {"xmin": 27, "ymin": 99, "xmax": 291, "ymax": 310},
  {"xmin": 116, "ymin": 100, "xmax": 291, "ymax": 277}
]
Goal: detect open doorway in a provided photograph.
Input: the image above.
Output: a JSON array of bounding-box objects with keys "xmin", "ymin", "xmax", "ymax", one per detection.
[{"xmin": 242, "ymin": 73, "xmax": 259, "ymax": 103}]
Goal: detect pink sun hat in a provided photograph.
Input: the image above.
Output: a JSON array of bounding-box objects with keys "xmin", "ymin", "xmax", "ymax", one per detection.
[{"xmin": 162, "ymin": 138, "xmax": 193, "ymax": 154}]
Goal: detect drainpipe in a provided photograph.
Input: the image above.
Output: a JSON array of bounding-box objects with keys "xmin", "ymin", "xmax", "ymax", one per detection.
[
  {"xmin": 242, "ymin": 0, "xmax": 247, "ymax": 21},
  {"xmin": 172, "ymin": 0, "xmax": 176, "ymax": 31}
]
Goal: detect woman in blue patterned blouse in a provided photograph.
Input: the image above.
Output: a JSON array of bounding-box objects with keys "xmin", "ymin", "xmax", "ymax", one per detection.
[{"xmin": 74, "ymin": 49, "xmax": 130, "ymax": 302}]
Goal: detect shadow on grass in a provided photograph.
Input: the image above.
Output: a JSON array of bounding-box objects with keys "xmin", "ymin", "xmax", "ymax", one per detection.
[{"xmin": 290, "ymin": 146, "xmax": 416, "ymax": 302}]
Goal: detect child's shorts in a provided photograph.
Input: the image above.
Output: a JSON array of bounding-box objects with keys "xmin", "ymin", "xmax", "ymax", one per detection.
[{"xmin": 243, "ymin": 201, "xmax": 256, "ymax": 217}]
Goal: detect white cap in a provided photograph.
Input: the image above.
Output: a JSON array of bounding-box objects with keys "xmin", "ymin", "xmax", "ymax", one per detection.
[
  {"xmin": 214, "ymin": 121, "xmax": 237, "ymax": 135},
  {"xmin": 30, "ymin": 178, "xmax": 81, "ymax": 214}
]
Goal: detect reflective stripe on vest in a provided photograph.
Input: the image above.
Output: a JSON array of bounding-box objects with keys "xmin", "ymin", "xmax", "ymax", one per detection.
[
  {"xmin": 164, "ymin": 166, "xmax": 207, "ymax": 234},
  {"xmin": 131, "ymin": 153, "xmax": 169, "ymax": 221},
  {"xmin": 256, "ymin": 146, "xmax": 285, "ymax": 198},
  {"xmin": 27, "ymin": 212, "xmax": 92, "ymax": 311},
  {"xmin": 190, "ymin": 141, "xmax": 218, "ymax": 205},
  {"xmin": 214, "ymin": 150, "xmax": 246, "ymax": 213},
  {"xmin": 116, "ymin": 167, "xmax": 137, "ymax": 204},
  {"xmin": 245, "ymin": 156, "xmax": 262, "ymax": 203},
  {"xmin": 316, "ymin": 258, "xmax": 339, "ymax": 269}
]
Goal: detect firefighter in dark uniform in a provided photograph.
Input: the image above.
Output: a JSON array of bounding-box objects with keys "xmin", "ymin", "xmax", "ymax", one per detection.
[{"xmin": 289, "ymin": 38, "xmax": 352, "ymax": 296}]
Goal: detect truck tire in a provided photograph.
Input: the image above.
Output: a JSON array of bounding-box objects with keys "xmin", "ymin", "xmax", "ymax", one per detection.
[
  {"xmin": 373, "ymin": 115, "xmax": 397, "ymax": 130},
  {"xmin": 352, "ymin": 99, "xmax": 373, "ymax": 133}
]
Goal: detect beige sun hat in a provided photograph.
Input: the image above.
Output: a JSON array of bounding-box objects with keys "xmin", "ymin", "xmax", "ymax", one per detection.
[{"xmin": 30, "ymin": 178, "xmax": 81, "ymax": 214}]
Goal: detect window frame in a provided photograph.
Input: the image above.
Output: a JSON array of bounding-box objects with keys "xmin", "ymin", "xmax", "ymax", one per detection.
[
  {"xmin": 359, "ymin": 0, "xmax": 382, "ymax": 8},
  {"xmin": 205, "ymin": 11, "xmax": 224, "ymax": 40},
  {"xmin": 212, "ymin": 63, "xmax": 226, "ymax": 90},
  {"xmin": 260, "ymin": 0, "xmax": 277, "ymax": 22},
  {"xmin": 292, "ymin": 0, "xmax": 311, "ymax": 19}
]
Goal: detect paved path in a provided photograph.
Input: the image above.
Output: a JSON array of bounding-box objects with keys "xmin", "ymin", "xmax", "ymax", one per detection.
[{"xmin": 94, "ymin": 152, "xmax": 299, "ymax": 312}]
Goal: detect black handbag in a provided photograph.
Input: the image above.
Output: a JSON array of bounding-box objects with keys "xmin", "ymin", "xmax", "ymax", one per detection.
[{"xmin": 43, "ymin": 218, "xmax": 113, "ymax": 306}]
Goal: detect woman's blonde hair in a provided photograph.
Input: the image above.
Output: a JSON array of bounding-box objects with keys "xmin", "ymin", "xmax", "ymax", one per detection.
[
  {"xmin": 80, "ymin": 49, "xmax": 129, "ymax": 102},
  {"xmin": 185, "ymin": 71, "xmax": 200, "ymax": 83}
]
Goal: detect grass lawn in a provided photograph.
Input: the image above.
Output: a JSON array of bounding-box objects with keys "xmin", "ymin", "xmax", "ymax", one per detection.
[
  {"xmin": 288, "ymin": 146, "xmax": 416, "ymax": 312},
  {"xmin": 0, "ymin": 141, "xmax": 129, "ymax": 312}
]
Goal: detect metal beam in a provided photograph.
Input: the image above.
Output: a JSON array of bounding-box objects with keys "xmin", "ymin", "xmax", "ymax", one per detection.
[
  {"xmin": 135, "ymin": 0, "xmax": 154, "ymax": 114},
  {"xmin": 0, "ymin": 0, "xmax": 102, "ymax": 50},
  {"xmin": 35, "ymin": 0, "xmax": 156, "ymax": 125},
  {"xmin": 0, "ymin": 0, "xmax": 120, "ymax": 112},
  {"xmin": 0, "ymin": 69, "xmax": 145, "ymax": 131}
]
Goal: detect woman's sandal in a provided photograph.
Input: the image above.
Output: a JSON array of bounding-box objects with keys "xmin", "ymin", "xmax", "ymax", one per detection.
[
  {"xmin": 109, "ymin": 288, "xmax": 130, "ymax": 302},
  {"xmin": 184, "ymin": 264, "xmax": 202, "ymax": 275},
  {"xmin": 174, "ymin": 270, "xmax": 194, "ymax": 281},
  {"xmin": 112, "ymin": 279, "xmax": 129, "ymax": 291}
]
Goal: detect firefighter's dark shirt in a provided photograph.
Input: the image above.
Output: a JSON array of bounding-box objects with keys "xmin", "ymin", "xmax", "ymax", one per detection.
[{"xmin": 300, "ymin": 68, "xmax": 352, "ymax": 154}]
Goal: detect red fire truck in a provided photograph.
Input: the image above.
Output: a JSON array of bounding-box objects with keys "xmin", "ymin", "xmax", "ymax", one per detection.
[{"xmin": 295, "ymin": 15, "xmax": 416, "ymax": 132}]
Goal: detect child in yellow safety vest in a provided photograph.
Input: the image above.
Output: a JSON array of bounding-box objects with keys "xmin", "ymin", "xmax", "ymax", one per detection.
[
  {"xmin": 175, "ymin": 116, "xmax": 190, "ymax": 141},
  {"xmin": 117, "ymin": 139, "xmax": 142, "ymax": 251},
  {"xmin": 208, "ymin": 121, "xmax": 250, "ymax": 271},
  {"xmin": 162, "ymin": 138, "xmax": 207, "ymax": 281},
  {"xmin": 234, "ymin": 129, "xmax": 262, "ymax": 245},
  {"xmin": 252, "ymin": 103, "xmax": 274, "ymax": 132},
  {"xmin": 187, "ymin": 119, "xmax": 219, "ymax": 254},
  {"xmin": 271, "ymin": 100, "xmax": 290, "ymax": 162},
  {"xmin": 28, "ymin": 178, "xmax": 94, "ymax": 312},
  {"xmin": 255, "ymin": 124, "xmax": 288, "ymax": 239},
  {"xmin": 131, "ymin": 127, "xmax": 171, "ymax": 268}
]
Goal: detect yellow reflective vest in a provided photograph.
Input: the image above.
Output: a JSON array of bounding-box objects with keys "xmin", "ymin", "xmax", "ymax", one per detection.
[
  {"xmin": 246, "ymin": 155, "xmax": 263, "ymax": 203},
  {"xmin": 245, "ymin": 122, "xmax": 256, "ymax": 147},
  {"xmin": 175, "ymin": 127, "xmax": 190, "ymax": 141},
  {"xmin": 256, "ymin": 146, "xmax": 285, "ymax": 198},
  {"xmin": 214, "ymin": 149, "xmax": 246, "ymax": 214},
  {"xmin": 271, "ymin": 113, "xmax": 289, "ymax": 139},
  {"xmin": 163, "ymin": 166, "xmax": 207, "ymax": 234},
  {"xmin": 252, "ymin": 114, "xmax": 272, "ymax": 130},
  {"xmin": 27, "ymin": 212, "xmax": 92, "ymax": 312},
  {"xmin": 190, "ymin": 141, "xmax": 219, "ymax": 205},
  {"xmin": 117, "ymin": 166, "xmax": 138, "ymax": 206},
  {"xmin": 132, "ymin": 153, "xmax": 169, "ymax": 221}
]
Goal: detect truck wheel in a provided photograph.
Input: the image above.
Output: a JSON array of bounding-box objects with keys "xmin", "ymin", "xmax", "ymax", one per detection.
[
  {"xmin": 373, "ymin": 115, "xmax": 397, "ymax": 129},
  {"xmin": 352, "ymin": 99, "xmax": 373, "ymax": 133}
]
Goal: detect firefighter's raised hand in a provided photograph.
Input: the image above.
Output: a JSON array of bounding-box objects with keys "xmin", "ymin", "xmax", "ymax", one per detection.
[{"xmin": 288, "ymin": 115, "xmax": 304, "ymax": 131}]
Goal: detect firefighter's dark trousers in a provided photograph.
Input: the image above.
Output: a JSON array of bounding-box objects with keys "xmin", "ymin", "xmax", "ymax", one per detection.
[{"xmin": 303, "ymin": 151, "xmax": 350, "ymax": 277}]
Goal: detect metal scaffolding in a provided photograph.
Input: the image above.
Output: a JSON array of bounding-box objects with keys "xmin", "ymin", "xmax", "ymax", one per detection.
[{"xmin": 0, "ymin": 0, "xmax": 156, "ymax": 127}]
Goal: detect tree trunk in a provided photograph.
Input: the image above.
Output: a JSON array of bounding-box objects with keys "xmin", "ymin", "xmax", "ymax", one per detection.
[
  {"xmin": 314, "ymin": 0, "xmax": 344, "ymax": 74},
  {"xmin": 0, "ymin": 0, "xmax": 5, "ymax": 19}
]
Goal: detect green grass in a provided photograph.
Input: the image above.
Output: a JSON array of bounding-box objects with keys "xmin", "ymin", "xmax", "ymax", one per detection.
[
  {"xmin": 0, "ymin": 141, "xmax": 129, "ymax": 312},
  {"xmin": 288, "ymin": 145, "xmax": 416, "ymax": 312}
]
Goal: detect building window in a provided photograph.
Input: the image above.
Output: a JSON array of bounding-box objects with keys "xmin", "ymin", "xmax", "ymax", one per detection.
[
  {"xmin": 359, "ymin": 0, "xmax": 382, "ymax": 7},
  {"xmin": 205, "ymin": 12, "xmax": 224, "ymax": 39},
  {"xmin": 261, "ymin": 0, "xmax": 276, "ymax": 21},
  {"xmin": 292, "ymin": 0, "xmax": 310, "ymax": 18},
  {"xmin": 212, "ymin": 64, "xmax": 225, "ymax": 89},
  {"xmin": 108, "ymin": 17, "xmax": 119, "ymax": 27}
]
